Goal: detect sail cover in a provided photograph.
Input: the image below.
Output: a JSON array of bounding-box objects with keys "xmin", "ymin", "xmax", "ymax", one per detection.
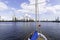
[{"xmin": 30, "ymin": 31, "xmax": 38, "ymax": 40}]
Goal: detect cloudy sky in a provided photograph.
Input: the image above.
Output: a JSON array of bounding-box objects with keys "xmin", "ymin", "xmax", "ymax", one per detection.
[{"xmin": 0, "ymin": 0, "xmax": 60, "ymax": 20}]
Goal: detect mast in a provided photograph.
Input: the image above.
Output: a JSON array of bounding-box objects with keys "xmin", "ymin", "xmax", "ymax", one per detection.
[{"xmin": 35, "ymin": 0, "xmax": 38, "ymax": 31}]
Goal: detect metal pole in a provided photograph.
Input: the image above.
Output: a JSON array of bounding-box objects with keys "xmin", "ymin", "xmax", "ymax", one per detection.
[{"xmin": 35, "ymin": 0, "xmax": 38, "ymax": 31}]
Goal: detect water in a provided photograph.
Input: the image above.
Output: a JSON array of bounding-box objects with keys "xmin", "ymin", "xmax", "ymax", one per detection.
[
  {"xmin": 40, "ymin": 22, "xmax": 60, "ymax": 40},
  {"xmin": 0, "ymin": 22, "xmax": 60, "ymax": 40}
]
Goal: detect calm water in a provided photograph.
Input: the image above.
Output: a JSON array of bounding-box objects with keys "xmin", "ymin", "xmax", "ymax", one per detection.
[{"xmin": 0, "ymin": 22, "xmax": 60, "ymax": 40}]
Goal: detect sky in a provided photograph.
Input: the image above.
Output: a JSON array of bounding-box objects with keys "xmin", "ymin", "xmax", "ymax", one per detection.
[{"xmin": 0, "ymin": 0, "xmax": 60, "ymax": 20}]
